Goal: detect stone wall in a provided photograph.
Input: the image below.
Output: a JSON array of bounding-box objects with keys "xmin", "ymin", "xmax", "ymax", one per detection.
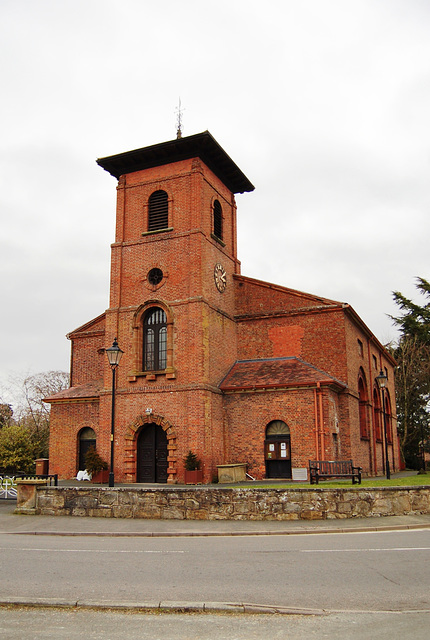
[{"xmin": 33, "ymin": 485, "xmax": 430, "ymax": 520}]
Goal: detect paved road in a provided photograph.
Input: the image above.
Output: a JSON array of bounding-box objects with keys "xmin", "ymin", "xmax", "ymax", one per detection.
[
  {"xmin": 1, "ymin": 528, "xmax": 429, "ymax": 612},
  {"xmin": 1, "ymin": 608, "xmax": 430, "ymax": 640}
]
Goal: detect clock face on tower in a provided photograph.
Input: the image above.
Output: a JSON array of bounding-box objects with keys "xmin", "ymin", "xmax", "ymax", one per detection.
[{"xmin": 214, "ymin": 263, "xmax": 227, "ymax": 292}]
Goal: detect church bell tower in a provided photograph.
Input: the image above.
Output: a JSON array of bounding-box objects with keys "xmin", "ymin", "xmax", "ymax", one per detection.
[{"xmin": 96, "ymin": 131, "xmax": 254, "ymax": 482}]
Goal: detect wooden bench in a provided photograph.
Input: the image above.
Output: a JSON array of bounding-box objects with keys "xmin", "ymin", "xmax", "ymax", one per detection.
[{"xmin": 309, "ymin": 460, "xmax": 362, "ymax": 485}]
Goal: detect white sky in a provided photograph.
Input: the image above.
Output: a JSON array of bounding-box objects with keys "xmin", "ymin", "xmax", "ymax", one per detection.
[{"xmin": 1, "ymin": 0, "xmax": 429, "ymax": 404}]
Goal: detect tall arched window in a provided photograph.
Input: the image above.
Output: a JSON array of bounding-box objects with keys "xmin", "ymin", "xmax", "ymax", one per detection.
[
  {"xmin": 143, "ymin": 308, "xmax": 167, "ymax": 371},
  {"xmin": 373, "ymin": 388, "xmax": 382, "ymax": 441},
  {"xmin": 148, "ymin": 190, "xmax": 168, "ymax": 232},
  {"xmin": 385, "ymin": 394, "xmax": 393, "ymax": 443},
  {"xmin": 358, "ymin": 371, "xmax": 369, "ymax": 439},
  {"xmin": 213, "ymin": 199, "xmax": 223, "ymax": 240}
]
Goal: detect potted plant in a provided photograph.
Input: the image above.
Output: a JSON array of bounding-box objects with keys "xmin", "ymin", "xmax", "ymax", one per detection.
[
  {"xmin": 85, "ymin": 446, "xmax": 109, "ymax": 484},
  {"xmin": 183, "ymin": 450, "xmax": 203, "ymax": 484}
]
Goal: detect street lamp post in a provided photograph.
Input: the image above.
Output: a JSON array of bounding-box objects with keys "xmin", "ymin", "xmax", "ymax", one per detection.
[
  {"xmin": 106, "ymin": 338, "xmax": 124, "ymax": 487},
  {"xmin": 376, "ymin": 370, "xmax": 391, "ymax": 480},
  {"xmin": 420, "ymin": 420, "xmax": 426, "ymax": 473}
]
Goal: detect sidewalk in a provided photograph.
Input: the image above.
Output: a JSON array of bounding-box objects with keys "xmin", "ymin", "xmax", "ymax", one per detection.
[{"xmin": 1, "ymin": 499, "xmax": 430, "ymax": 537}]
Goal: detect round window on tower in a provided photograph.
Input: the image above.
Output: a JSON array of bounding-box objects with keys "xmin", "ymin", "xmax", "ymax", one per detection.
[{"xmin": 147, "ymin": 268, "xmax": 164, "ymax": 286}]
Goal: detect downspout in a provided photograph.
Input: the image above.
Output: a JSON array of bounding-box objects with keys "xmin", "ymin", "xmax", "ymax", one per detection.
[
  {"xmin": 314, "ymin": 388, "xmax": 319, "ymax": 459},
  {"xmin": 368, "ymin": 339, "xmax": 377, "ymax": 473},
  {"xmin": 318, "ymin": 383, "xmax": 325, "ymax": 459}
]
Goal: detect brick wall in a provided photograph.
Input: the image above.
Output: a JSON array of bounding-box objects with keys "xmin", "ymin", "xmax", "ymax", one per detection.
[
  {"xmin": 69, "ymin": 314, "xmax": 106, "ymax": 387},
  {"xmin": 47, "ymin": 139, "xmax": 400, "ymax": 484},
  {"xmin": 49, "ymin": 399, "xmax": 100, "ymax": 478}
]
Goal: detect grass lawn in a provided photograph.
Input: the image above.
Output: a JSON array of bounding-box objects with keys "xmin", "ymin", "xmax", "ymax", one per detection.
[{"xmin": 229, "ymin": 472, "xmax": 430, "ymax": 489}]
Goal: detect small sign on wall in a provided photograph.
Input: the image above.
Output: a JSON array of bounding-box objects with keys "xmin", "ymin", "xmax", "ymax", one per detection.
[{"xmin": 292, "ymin": 468, "xmax": 308, "ymax": 481}]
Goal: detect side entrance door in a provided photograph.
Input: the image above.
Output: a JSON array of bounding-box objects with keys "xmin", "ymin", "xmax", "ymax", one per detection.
[
  {"xmin": 78, "ymin": 427, "xmax": 96, "ymax": 472},
  {"xmin": 136, "ymin": 423, "xmax": 168, "ymax": 483},
  {"xmin": 264, "ymin": 420, "xmax": 292, "ymax": 479},
  {"xmin": 265, "ymin": 437, "xmax": 292, "ymax": 478}
]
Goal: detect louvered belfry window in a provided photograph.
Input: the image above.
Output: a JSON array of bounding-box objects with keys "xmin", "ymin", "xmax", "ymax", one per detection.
[
  {"xmin": 213, "ymin": 199, "xmax": 223, "ymax": 240},
  {"xmin": 148, "ymin": 190, "xmax": 168, "ymax": 232},
  {"xmin": 143, "ymin": 308, "xmax": 167, "ymax": 371}
]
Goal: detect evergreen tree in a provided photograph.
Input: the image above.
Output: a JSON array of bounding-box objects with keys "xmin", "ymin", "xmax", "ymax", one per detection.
[
  {"xmin": 391, "ymin": 277, "xmax": 430, "ymax": 345},
  {"xmin": 390, "ymin": 278, "xmax": 430, "ymax": 469}
]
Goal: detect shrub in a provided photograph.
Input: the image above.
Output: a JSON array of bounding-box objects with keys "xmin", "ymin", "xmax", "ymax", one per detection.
[
  {"xmin": 0, "ymin": 423, "xmax": 35, "ymax": 474},
  {"xmin": 183, "ymin": 450, "xmax": 201, "ymax": 471},
  {"xmin": 84, "ymin": 446, "xmax": 108, "ymax": 475}
]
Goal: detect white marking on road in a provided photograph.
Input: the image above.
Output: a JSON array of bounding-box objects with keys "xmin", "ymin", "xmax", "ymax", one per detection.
[
  {"xmin": 0, "ymin": 547, "xmax": 186, "ymax": 553},
  {"xmin": 300, "ymin": 547, "xmax": 430, "ymax": 553}
]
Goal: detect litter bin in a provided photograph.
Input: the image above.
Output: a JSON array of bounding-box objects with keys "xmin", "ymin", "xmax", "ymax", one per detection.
[{"xmin": 35, "ymin": 458, "xmax": 49, "ymax": 475}]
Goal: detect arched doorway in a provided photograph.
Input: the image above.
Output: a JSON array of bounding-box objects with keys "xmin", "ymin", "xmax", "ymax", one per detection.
[
  {"xmin": 136, "ymin": 423, "xmax": 168, "ymax": 483},
  {"xmin": 265, "ymin": 420, "xmax": 291, "ymax": 478},
  {"xmin": 78, "ymin": 427, "xmax": 96, "ymax": 472}
]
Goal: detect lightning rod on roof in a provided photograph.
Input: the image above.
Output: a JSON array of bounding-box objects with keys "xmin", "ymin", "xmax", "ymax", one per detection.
[{"xmin": 175, "ymin": 98, "xmax": 184, "ymax": 139}]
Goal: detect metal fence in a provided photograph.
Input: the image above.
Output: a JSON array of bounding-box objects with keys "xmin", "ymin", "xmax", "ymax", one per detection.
[
  {"xmin": 0, "ymin": 475, "xmax": 18, "ymax": 499},
  {"xmin": 0, "ymin": 474, "xmax": 58, "ymax": 500}
]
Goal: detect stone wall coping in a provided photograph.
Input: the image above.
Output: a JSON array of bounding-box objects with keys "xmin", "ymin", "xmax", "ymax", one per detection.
[
  {"xmin": 216, "ymin": 464, "xmax": 247, "ymax": 468},
  {"xmin": 38, "ymin": 484, "xmax": 430, "ymax": 493}
]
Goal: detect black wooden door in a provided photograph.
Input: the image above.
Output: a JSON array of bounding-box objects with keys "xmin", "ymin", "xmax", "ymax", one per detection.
[
  {"xmin": 265, "ymin": 437, "xmax": 292, "ymax": 478},
  {"xmin": 137, "ymin": 424, "xmax": 168, "ymax": 483},
  {"xmin": 78, "ymin": 428, "xmax": 96, "ymax": 472}
]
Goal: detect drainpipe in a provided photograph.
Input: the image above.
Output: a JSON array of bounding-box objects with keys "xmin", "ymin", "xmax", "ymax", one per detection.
[
  {"xmin": 369, "ymin": 338, "xmax": 377, "ymax": 474},
  {"xmin": 314, "ymin": 388, "xmax": 319, "ymax": 459},
  {"xmin": 318, "ymin": 383, "xmax": 325, "ymax": 459}
]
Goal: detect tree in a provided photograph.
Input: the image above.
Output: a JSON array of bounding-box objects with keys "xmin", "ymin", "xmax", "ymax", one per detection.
[
  {"xmin": 13, "ymin": 371, "xmax": 69, "ymax": 459},
  {"xmin": 0, "ymin": 371, "xmax": 69, "ymax": 469},
  {"xmin": 390, "ymin": 278, "xmax": 430, "ymax": 469},
  {"xmin": 391, "ymin": 277, "xmax": 430, "ymax": 345},
  {"xmin": 0, "ymin": 403, "xmax": 13, "ymax": 428},
  {"xmin": 0, "ymin": 423, "xmax": 35, "ymax": 473}
]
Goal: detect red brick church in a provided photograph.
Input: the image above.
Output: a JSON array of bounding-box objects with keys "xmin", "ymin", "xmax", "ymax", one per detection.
[{"xmin": 47, "ymin": 131, "xmax": 399, "ymax": 482}]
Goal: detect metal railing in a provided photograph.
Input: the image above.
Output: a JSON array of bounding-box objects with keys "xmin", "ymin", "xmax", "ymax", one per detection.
[
  {"xmin": 0, "ymin": 475, "xmax": 18, "ymax": 499},
  {"xmin": 0, "ymin": 473, "xmax": 58, "ymax": 500}
]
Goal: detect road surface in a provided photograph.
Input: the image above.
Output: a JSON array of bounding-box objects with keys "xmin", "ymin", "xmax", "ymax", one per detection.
[{"xmin": 1, "ymin": 528, "xmax": 429, "ymax": 612}]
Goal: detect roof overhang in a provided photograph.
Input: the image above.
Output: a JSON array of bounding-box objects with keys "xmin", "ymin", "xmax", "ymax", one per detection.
[{"xmin": 96, "ymin": 131, "xmax": 255, "ymax": 194}]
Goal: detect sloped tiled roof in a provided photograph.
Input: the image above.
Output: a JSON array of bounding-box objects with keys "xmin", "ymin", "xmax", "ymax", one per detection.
[
  {"xmin": 219, "ymin": 357, "xmax": 346, "ymax": 392},
  {"xmin": 44, "ymin": 380, "xmax": 102, "ymax": 403},
  {"xmin": 67, "ymin": 313, "xmax": 106, "ymax": 339}
]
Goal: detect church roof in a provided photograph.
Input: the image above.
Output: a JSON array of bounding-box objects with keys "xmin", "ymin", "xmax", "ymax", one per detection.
[
  {"xmin": 219, "ymin": 357, "xmax": 346, "ymax": 392},
  {"xmin": 44, "ymin": 380, "xmax": 102, "ymax": 403},
  {"xmin": 96, "ymin": 131, "xmax": 255, "ymax": 194}
]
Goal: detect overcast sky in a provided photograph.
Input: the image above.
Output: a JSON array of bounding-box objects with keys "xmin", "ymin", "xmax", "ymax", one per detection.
[{"xmin": 1, "ymin": 0, "xmax": 429, "ymax": 405}]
